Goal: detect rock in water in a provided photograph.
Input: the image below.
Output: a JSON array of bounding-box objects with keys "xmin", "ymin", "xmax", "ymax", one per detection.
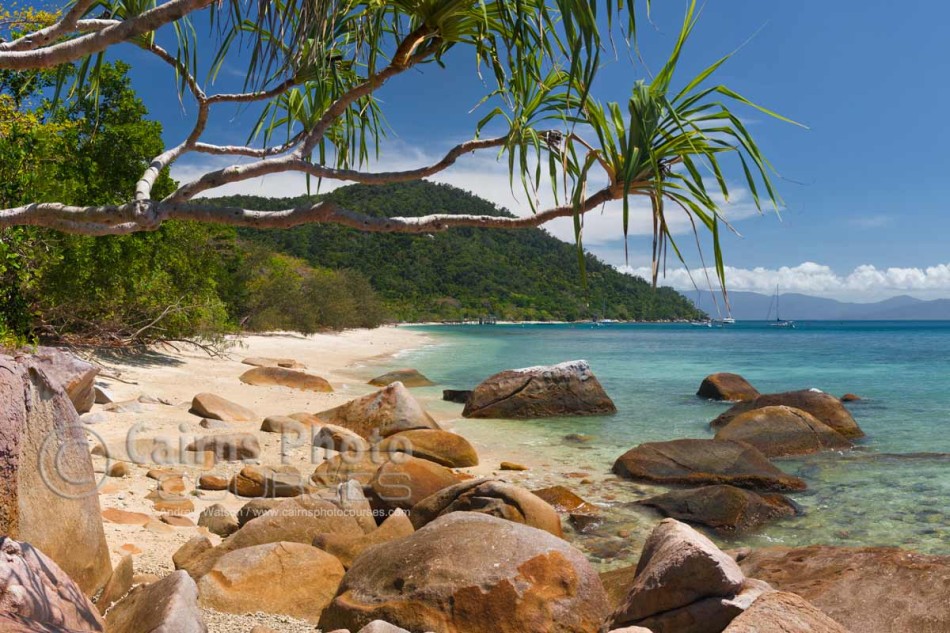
[
  {"xmin": 319, "ymin": 512, "xmax": 610, "ymax": 633},
  {"xmin": 315, "ymin": 382, "xmax": 440, "ymax": 438},
  {"xmin": 612, "ymin": 439, "xmax": 806, "ymax": 492},
  {"xmin": 611, "ymin": 519, "xmax": 757, "ymax": 632},
  {"xmin": 30, "ymin": 347, "xmax": 99, "ymax": 414},
  {"xmin": 723, "ymin": 591, "xmax": 849, "ymax": 633},
  {"xmin": 638, "ymin": 485, "xmax": 800, "ymax": 534},
  {"xmin": 442, "ymin": 389, "xmax": 473, "ymax": 404},
  {"xmin": 0, "ymin": 355, "xmax": 112, "ymax": 596},
  {"xmin": 0, "ymin": 538, "xmax": 105, "ymax": 631},
  {"xmin": 369, "ymin": 368, "xmax": 435, "ymax": 388},
  {"xmin": 738, "ymin": 545, "xmax": 950, "ymax": 633},
  {"xmin": 378, "ymin": 429, "xmax": 479, "ymax": 467},
  {"xmin": 198, "ymin": 542, "xmax": 345, "ymax": 623},
  {"xmin": 105, "ymin": 570, "xmax": 206, "ymax": 633},
  {"xmin": 189, "ymin": 392, "xmax": 256, "ymax": 421},
  {"xmin": 462, "ymin": 360, "xmax": 616, "ymax": 419},
  {"xmin": 697, "ymin": 373, "xmax": 760, "ymax": 402},
  {"xmin": 239, "ymin": 366, "xmax": 333, "ymax": 392},
  {"xmin": 710, "ymin": 390, "xmax": 864, "ymax": 439},
  {"xmin": 714, "ymin": 405, "xmax": 852, "ymax": 457},
  {"xmin": 410, "ymin": 479, "xmax": 563, "ymax": 537}
]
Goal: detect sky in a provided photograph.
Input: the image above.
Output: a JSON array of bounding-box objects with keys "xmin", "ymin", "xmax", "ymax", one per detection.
[{"xmin": 104, "ymin": 0, "xmax": 950, "ymax": 302}]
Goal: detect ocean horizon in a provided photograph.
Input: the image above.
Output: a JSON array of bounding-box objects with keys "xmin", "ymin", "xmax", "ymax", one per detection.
[{"xmin": 368, "ymin": 320, "xmax": 950, "ymax": 564}]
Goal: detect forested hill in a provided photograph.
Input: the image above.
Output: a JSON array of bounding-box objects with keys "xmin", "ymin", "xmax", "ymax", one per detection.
[{"xmin": 210, "ymin": 181, "xmax": 703, "ymax": 322}]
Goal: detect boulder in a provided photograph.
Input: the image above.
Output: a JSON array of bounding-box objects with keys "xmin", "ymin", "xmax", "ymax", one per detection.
[
  {"xmin": 198, "ymin": 504, "xmax": 239, "ymax": 537},
  {"xmin": 315, "ymin": 382, "xmax": 440, "ymax": 438},
  {"xmin": 723, "ymin": 591, "xmax": 850, "ymax": 633},
  {"xmin": 638, "ymin": 485, "xmax": 800, "ymax": 534},
  {"xmin": 239, "ymin": 366, "xmax": 333, "ymax": 392},
  {"xmin": 0, "ymin": 355, "xmax": 112, "ymax": 596},
  {"xmin": 696, "ymin": 373, "xmax": 759, "ymax": 402},
  {"xmin": 0, "ymin": 613, "xmax": 98, "ymax": 632},
  {"xmin": 369, "ymin": 455, "xmax": 463, "ymax": 512},
  {"xmin": 95, "ymin": 555, "xmax": 133, "ymax": 614},
  {"xmin": 714, "ymin": 405, "xmax": 853, "ymax": 457},
  {"xmin": 312, "ymin": 452, "xmax": 384, "ymax": 486},
  {"xmin": 93, "ymin": 385, "xmax": 115, "ymax": 405},
  {"xmin": 738, "ymin": 545, "xmax": 950, "ymax": 633},
  {"xmin": 710, "ymin": 390, "xmax": 864, "ymax": 439},
  {"xmin": 188, "ymin": 393, "xmax": 256, "ymax": 422},
  {"xmin": 289, "ymin": 411, "xmax": 322, "ymax": 425},
  {"xmin": 630, "ymin": 580, "xmax": 770, "ymax": 633},
  {"xmin": 179, "ymin": 495, "xmax": 366, "ymax": 579},
  {"xmin": 442, "ymin": 389, "xmax": 472, "ymax": 404},
  {"xmin": 229, "ymin": 465, "xmax": 307, "ymax": 498},
  {"xmin": 500, "ymin": 461, "xmax": 528, "ymax": 471},
  {"xmin": 369, "ymin": 368, "xmax": 435, "ymax": 388},
  {"xmin": 462, "ymin": 360, "xmax": 616, "ymax": 419},
  {"xmin": 236, "ymin": 499, "xmax": 282, "ymax": 527},
  {"xmin": 198, "ymin": 542, "xmax": 344, "ymax": 623},
  {"xmin": 173, "ymin": 537, "xmax": 213, "ymax": 572},
  {"xmin": 840, "ymin": 393, "xmax": 862, "ymax": 402},
  {"xmin": 531, "ymin": 485, "xmax": 597, "ymax": 513},
  {"xmin": 105, "ymin": 570, "xmax": 206, "ymax": 633},
  {"xmin": 241, "ymin": 357, "xmax": 305, "ymax": 369},
  {"xmin": 378, "ymin": 429, "xmax": 479, "ymax": 468},
  {"xmin": 197, "ymin": 473, "xmax": 229, "ymax": 491},
  {"xmin": 612, "ymin": 439, "xmax": 806, "ymax": 492},
  {"xmin": 198, "ymin": 417, "xmax": 230, "ymax": 430},
  {"xmin": 410, "ymin": 479, "xmax": 563, "ymax": 537},
  {"xmin": 313, "ymin": 509, "xmax": 415, "ymax": 568},
  {"xmin": 186, "ymin": 433, "xmax": 260, "ymax": 461},
  {"xmin": 30, "ymin": 347, "xmax": 98, "ymax": 414},
  {"xmin": 611, "ymin": 519, "xmax": 746, "ymax": 631},
  {"xmin": 319, "ymin": 512, "xmax": 610, "ymax": 633},
  {"xmin": 314, "ymin": 423, "xmax": 373, "ymax": 453},
  {"xmin": 102, "ymin": 508, "xmax": 150, "ymax": 526},
  {"xmin": 260, "ymin": 415, "xmax": 306, "ymax": 435},
  {"xmin": 0, "ymin": 538, "xmax": 104, "ymax": 632}
]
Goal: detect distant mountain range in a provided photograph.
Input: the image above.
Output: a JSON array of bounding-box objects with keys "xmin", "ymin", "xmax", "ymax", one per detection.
[{"xmin": 691, "ymin": 291, "xmax": 950, "ymax": 321}]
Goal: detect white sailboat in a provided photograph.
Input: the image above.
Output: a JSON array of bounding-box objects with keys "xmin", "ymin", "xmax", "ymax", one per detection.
[{"xmin": 767, "ymin": 286, "xmax": 794, "ymax": 328}]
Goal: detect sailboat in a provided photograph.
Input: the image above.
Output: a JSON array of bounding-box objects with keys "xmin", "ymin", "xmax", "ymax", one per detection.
[{"xmin": 766, "ymin": 286, "xmax": 795, "ymax": 328}]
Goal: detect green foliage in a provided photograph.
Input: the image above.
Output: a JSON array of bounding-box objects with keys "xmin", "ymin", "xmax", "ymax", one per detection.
[{"xmin": 212, "ymin": 181, "xmax": 704, "ymax": 323}]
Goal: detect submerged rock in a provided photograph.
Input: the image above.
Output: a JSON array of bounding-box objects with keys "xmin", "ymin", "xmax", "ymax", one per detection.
[
  {"xmin": 638, "ymin": 485, "xmax": 800, "ymax": 534},
  {"xmin": 697, "ymin": 373, "xmax": 760, "ymax": 402},
  {"xmin": 612, "ymin": 439, "xmax": 807, "ymax": 492},
  {"xmin": 714, "ymin": 405, "xmax": 852, "ymax": 457},
  {"xmin": 711, "ymin": 390, "xmax": 864, "ymax": 439},
  {"xmin": 442, "ymin": 389, "xmax": 473, "ymax": 404},
  {"xmin": 369, "ymin": 368, "xmax": 435, "ymax": 388},
  {"xmin": 319, "ymin": 512, "xmax": 609, "ymax": 633},
  {"xmin": 462, "ymin": 360, "xmax": 616, "ymax": 419},
  {"xmin": 315, "ymin": 382, "xmax": 440, "ymax": 438}
]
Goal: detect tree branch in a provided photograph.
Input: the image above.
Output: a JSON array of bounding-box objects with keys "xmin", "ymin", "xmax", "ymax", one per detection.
[
  {"xmin": 0, "ymin": 0, "xmax": 97, "ymax": 52},
  {"xmin": 0, "ymin": 0, "xmax": 214, "ymax": 70}
]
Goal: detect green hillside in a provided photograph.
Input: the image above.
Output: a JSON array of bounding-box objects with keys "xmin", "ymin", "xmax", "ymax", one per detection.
[{"xmin": 210, "ymin": 182, "xmax": 703, "ymax": 323}]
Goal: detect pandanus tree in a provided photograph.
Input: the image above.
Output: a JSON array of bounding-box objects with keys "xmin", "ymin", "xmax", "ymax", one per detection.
[{"xmin": 0, "ymin": 0, "xmax": 796, "ymax": 286}]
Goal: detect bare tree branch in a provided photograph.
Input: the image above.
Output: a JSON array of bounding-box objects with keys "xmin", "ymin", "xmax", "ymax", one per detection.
[{"xmin": 0, "ymin": 0, "xmax": 214, "ymax": 70}]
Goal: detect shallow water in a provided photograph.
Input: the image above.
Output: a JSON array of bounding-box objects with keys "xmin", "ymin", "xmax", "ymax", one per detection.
[{"xmin": 368, "ymin": 321, "xmax": 950, "ymax": 562}]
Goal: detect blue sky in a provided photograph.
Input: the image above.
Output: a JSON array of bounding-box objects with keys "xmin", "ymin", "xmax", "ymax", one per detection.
[{"xmin": 110, "ymin": 0, "xmax": 950, "ymax": 301}]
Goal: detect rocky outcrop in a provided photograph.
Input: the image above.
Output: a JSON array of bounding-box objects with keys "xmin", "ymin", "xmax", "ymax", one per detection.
[
  {"xmin": 239, "ymin": 366, "xmax": 333, "ymax": 392},
  {"xmin": 462, "ymin": 360, "xmax": 616, "ymax": 419},
  {"xmin": 0, "ymin": 355, "xmax": 112, "ymax": 596},
  {"xmin": 319, "ymin": 512, "xmax": 610, "ymax": 633},
  {"xmin": 369, "ymin": 369, "xmax": 435, "ymax": 388},
  {"xmin": 369, "ymin": 455, "xmax": 463, "ymax": 512},
  {"xmin": 697, "ymin": 373, "xmax": 759, "ymax": 402},
  {"xmin": 198, "ymin": 542, "xmax": 345, "ymax": 623},
  {"xmin": 313, "ymin": 509, "xmax": 415, "ymax": 568},
  {"xmin": 410, "ymin": 479, "xmax": 563, "ymax": 537},
  {"xmin": 378, "ymin": 429, "xmax": 479, "ymax": 468},
  {"xmin": 186, "ymin": 433, "xmax": 261, "ymax": 461},
  {"xmin": 737, "ymin": 545, "xmax": 950, "ymax": 633},
  {"xmin": 638, "ymin": 485, "xmax": 800, "ymax": 534},
  {"xmin": 714, "ymin": 405, "xmax": 852, "ymax": 457},
  {"xmin": 611, "ymin": 519, "xmax": 764, "ymax": 633},
  {"xmin": 0, "ymin": 538, "xmax": 104, "ymax": 632},
  {"xmin": 105, "ymin": 570, "xmax": 206, "ymax": 633},
  {"xmin": 711, "ymin": 390, "xmax": 864, "ymax": 439},
  {"xmin": 189, "ymin": 393, "xmax": 256, "ymax": 422},
  {"xmin": 723, "ymin": 591, "xmax": 850, "ymax": 633},
  {"xmin": 612, "ymin": 439, "xmax": 807, "ymax": 492},
  {"xmin": 315, "ymin": 382, "xmax": 440, "ymax": 438}
]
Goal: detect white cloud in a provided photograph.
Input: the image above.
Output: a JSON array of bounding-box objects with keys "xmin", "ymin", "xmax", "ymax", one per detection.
[
  {"xmin": 170, "ymin": 140, "xmax": 766, "ymax": 245},
  {"xmin": 620, "ymin": 261, "xmax": 950, "ymax": 301}
]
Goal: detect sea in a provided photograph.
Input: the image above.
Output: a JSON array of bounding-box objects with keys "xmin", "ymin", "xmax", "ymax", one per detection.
[{"xmin": 366, "ymin": 321, "xmax": 950, "ymax": 564}]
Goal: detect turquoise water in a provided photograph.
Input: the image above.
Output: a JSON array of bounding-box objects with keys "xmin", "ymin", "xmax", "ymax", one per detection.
[{"xmin": 371, "ymin": 322, "xmax": 950, "ymax": 561}]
